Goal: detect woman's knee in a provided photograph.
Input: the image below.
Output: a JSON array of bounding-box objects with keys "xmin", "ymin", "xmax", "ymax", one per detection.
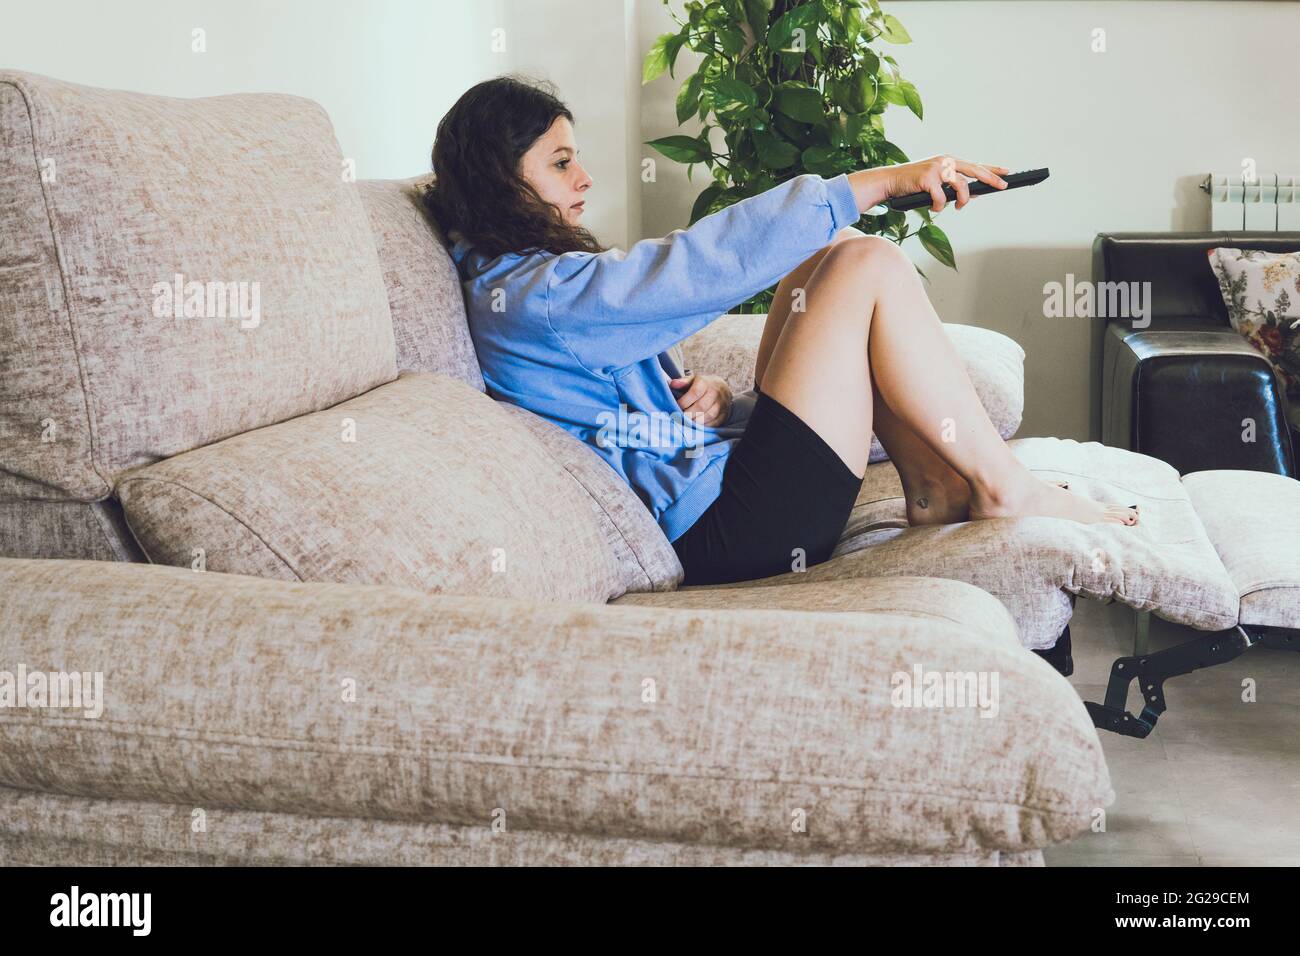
[{"xmin": 821, "ymin": 234, "xmax": 913, "ymax": 287}]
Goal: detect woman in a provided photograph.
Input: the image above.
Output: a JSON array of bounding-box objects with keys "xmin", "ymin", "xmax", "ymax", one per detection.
[{"xmin": 425, "ymin": 76, "xmax": 1138, "ymax": 587}]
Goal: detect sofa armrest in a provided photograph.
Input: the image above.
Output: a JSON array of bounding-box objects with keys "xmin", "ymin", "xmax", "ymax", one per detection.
[
  {"xmin": 0, "ymin": 557, "xmax": 1110, "ymax": 857},
  {"xmin": 1102, "ymin": 320, "xmax": 1296, "ymax": 475},
  {"xmin": 681, "ymin": 315, "xmax": 1026, "ymax": 461}
]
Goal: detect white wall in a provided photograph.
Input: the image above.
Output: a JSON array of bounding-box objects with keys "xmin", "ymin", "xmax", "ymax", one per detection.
[
  {"xmin": 0, "ymin": 0, "xmax": 509, "ymax": 181},
  {"xmin": 639, "ymin": 1, "xmax": 1300, "ymax": 440},
  {"xmin": 0, "ymin": 0, "xmax": 644, "ymax": 249}
]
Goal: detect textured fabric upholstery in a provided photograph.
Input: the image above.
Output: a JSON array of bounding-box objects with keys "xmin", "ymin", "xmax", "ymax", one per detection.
[
  {"xmin": 355, "ymin": 175, "xmax": 486, "ymax": 391},
  {"xmin": 0, "ymin": 499, "xmax": 142, "ymax": 562},
  {"xmin": 615, "ymin": 575, "xmax": 1019, "ymax": 650},
  {"xmin": 0, "ymin": 786, "xmax": 1042, "ymax": 867},
  {"xmin": 0, "ymin": 70, "xmax": 397, "ymax": 503},
  {"xmin": 0, "ymin": 558, "xmax": 1112, "ymax": 858},
  {"xmin": 1183, "ymin": 469, "xmax": 1300, "ymax": 627},
  {"xmin": 116, "ymin": 373, "xmax": 625, "ymax": 603},
  {"xmin": 728, "ymin": 437, "xmax": 1241, "ymax": 650},
  {"xmin": 498, "ymin": 403, "xmax": 683, "ymax": 594}
]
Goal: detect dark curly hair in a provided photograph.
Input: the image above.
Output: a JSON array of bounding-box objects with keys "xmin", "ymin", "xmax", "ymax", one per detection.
[{"xmin": 421, "ymin": 75, "xmax": 607, "ymax": 260}]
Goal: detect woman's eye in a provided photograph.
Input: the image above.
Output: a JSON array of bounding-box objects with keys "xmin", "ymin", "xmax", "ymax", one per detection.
[{"xmin": 556, "ymin": 160, "xmax": 569, "ymax": 169}]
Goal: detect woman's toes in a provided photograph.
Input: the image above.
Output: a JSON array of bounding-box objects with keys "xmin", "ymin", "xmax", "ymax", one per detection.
[{"xmin": 1099, "ymin": 505, "xmax": 1129, "ymax": 524}]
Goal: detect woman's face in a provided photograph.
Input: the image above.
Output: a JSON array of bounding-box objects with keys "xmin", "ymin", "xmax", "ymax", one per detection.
[{"xmin": 519, "ymin": 116, "xmax": 592, "ymax": 227}]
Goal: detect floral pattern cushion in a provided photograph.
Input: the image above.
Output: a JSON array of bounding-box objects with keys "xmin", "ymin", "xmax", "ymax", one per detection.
[{"xmin": 1207, "ymin": 247, "xmax": 1300, "ymax": 399}]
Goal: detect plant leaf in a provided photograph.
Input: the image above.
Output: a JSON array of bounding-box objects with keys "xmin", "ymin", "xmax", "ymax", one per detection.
[
  {"xmin": 800, "ymin": 145, "xmax": 855, "ymax": 177},
  {"xmin": 846, "ymin": 68, "xmax": 877, "ymax": 113},
  {"xmin": 900, "ymin": 80, "xmax": 923, "ymax": 120},
  {"xmin": 768, "ymin": 2, "xmax": 820, "ymax": 52},
  {"xmin": 753, "ymin": 129, "xmax": 802, "ymax": 170},
  {"xmin": 878, "ymin": 75, "xmax": 907, "ymax": 106},
  {"xmin": 643, "ymin": 32, "xmax": 673, "ymax": 84},
  {"xmin": 710, "ymin": 76, "xmax": 758, "ymax": 119},
  {"xmin": 688, "ymin": 182, "xmax": 725, "ymax": 225},
  {"xmin": 665, "ymin": 31, "xmax": 689, "ymax": 77},
  {"xmin": 676, "ymin": 71, "xmax": 705, "ymax": 125},
  {"xmin": 919, "ymin": 223, "xmax": 956, "ymax": 270},
  {"xmin": 744, "ymin": 0, "xmax": 775, "ymax": 41},
  {"xmin": 645, "ymin": 134, "xmax": 712, "ymax": 164},
  {"xmin": 880, "ymin": 14, "xmax": 912, "ymax": 44},
  {"xmin": 880, "ymin": 140, "xmax": 909, "ymax": 164},
  {"xmin": 716, "ymin": 26, "xmax": 746, "ymax": 56},
  {"xmin": 772, "ymin": 82, "xmax": 825, "ymax": 124}
]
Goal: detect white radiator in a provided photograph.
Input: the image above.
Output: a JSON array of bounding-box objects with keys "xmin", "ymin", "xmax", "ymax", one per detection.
[{"xmin": 1203, "ymin": 172, "xmax": 1300, "ymax": 231}]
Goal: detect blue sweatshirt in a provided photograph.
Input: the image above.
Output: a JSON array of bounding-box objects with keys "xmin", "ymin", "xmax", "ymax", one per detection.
[{"xmin": 448, "ymin": 172, "xmax": 862, "ymax": 543}]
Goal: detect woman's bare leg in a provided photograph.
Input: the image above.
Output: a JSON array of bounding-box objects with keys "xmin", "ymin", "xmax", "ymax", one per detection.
[
  {"xmin": 757, "ymin": 236, "xmax": 1139, "ymax": 527},
  {"xmin": 754, "ymin": 227, "xmax": 860, "ymax": 389},
  {"xmin": 757, "ymin": 230, "xmax": 972, "ymax": 523},
  {"xmin": 756, "ymin": 232, "xmax": 1068, "ymax": 525}
]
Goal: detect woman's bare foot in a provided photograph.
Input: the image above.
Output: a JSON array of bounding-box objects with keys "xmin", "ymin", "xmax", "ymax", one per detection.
[
  {"xmin": 970, "ymin": 474, "xmax": 1139, "ymax": 526},
  {"xmin": 905, "ymin": 473, "xmax": 1073, "ymax": 527}
]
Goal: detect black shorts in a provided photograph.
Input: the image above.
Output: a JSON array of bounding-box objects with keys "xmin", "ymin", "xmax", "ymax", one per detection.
[{"xmin": 671, "ymin": 389, "xmax": 863, "ymax": 586}]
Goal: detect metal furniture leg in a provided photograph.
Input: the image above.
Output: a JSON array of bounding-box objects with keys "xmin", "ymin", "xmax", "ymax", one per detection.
[{"xmin": 1086, "ymin": 624, "xmax": 1265, "ymax": 738}]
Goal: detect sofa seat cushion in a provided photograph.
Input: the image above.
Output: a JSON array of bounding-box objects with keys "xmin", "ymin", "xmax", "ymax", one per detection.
[
  {"xmin": 115, "ymin": 373, "xmax": 625, "ymax": 602},
  {"xmin": 0, "ymin": 557, "xmax": 1113, "ymax": 857},
  {"xmin": 680, "ymin": 316, "xmax": 1025, "ymax": 463},
  {"xmin": 1182, "ymin": 469, "xmax": 1300, "ymax": 628},
  {"xmin": 615, "ymin": 575, "xmax": 1019, "ymax": 650},
  {"xmin": 0, "ymin": 70, "xmax": 397, "ymax": 503},
  {"xmin": 721, "ymin": 437, "xmax": 1241, "ymax": 650}
]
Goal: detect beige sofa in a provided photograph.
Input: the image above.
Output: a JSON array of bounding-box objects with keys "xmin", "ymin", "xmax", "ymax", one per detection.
[{"xmin": 0, "ymin": 69, "xmax": 1113, "ymax": 865}]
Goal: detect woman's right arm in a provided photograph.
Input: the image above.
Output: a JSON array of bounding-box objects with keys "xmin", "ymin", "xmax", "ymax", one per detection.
[
  {"xmin": 847, "ymin": 156, "xmax": 1009, "ymax": 213},
  {"xmin": 543, "ymin": 172, "xmax": 863, "ymax": 374},
  {"xmin": 544, "ymin": 157, "xmax": 1008, "ymax": 375}
]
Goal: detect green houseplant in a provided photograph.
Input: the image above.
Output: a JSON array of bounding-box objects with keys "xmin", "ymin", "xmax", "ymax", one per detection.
[{"xmin": 643, "ymin": 0, "xmax": 952, "ymax": 314}]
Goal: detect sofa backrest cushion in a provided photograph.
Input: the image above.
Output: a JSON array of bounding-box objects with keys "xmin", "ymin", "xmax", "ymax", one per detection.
[
  {"xmin": 355, "ymin": 175, "xmax": 486, "ymax": 392},
  {"xmin": 0, "ymin": 70, "xmax": 397, "ymax": 503},
  {"xmin": 115, "ymin": 373, "xmax": 627, "ymax": 602}
]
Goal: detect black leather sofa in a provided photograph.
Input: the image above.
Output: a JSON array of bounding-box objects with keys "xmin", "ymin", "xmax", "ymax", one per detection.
[{"xmin": 1095, "ymin": 232, "xmax": 1300, "ymax": 478}]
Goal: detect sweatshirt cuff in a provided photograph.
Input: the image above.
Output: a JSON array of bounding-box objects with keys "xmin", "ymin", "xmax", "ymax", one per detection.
[{"xmin": 827, "ymin": 173, "xmax": 862, "ymax": 231}]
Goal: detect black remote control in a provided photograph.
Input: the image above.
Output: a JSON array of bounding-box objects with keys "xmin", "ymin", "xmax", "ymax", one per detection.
[{"xmin": 884, "ymin": 167, "xmax": 1050, "ymax": 211}]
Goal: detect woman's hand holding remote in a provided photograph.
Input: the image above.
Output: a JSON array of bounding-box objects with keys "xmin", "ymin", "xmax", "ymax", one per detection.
[{"xmin": 847, "ymin": 156, "xmax": 1010, "ymax": 214}]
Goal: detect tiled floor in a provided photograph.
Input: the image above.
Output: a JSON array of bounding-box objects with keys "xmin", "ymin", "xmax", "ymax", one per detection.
[{"xmin": 1044, "ymin": 600, "xmax": 1300, "ymax": 866}]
